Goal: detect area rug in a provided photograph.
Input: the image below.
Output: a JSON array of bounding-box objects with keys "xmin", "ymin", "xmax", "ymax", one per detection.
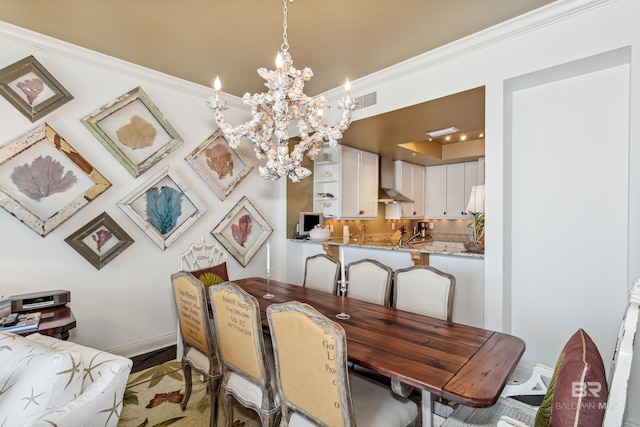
[{"xmin": 118, "ymin": 361, "xmax": 260, "ymax": 427}]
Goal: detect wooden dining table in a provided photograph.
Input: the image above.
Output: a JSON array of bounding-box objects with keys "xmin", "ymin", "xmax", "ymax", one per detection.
[{"xmin": 234, "ymin": 277, "xmax": 525, "ymax": 427}]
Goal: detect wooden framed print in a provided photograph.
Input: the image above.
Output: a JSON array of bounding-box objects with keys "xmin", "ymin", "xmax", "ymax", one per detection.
[
  {"xmin": 118, "ymin": 166, "xmax": 206, "ymax": 250},
  {"xmin": 81, "ymin": 86, "xmax": 183, "ymax": 177},
  {"xmin": 0, "ymin": 55, "xmax": 74, "ymax": 122},
  {"xmin": 211, "ymin": 196, "xmax": 272, "ymax": 267},
  {"xmin": 185, "ymin": 129, "xmax": 253, "ymax": 200},
  {"xmin": 65, "ymin": 212, "xmax": 134, "ymax": 270},
  {"xmin": 0, "ymin": 123, "xmax": 111, "ymax": 236}
]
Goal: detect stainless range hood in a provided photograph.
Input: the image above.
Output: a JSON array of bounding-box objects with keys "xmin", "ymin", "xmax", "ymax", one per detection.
[{"xmin": 378, "ymin": 157, "xmax": 414, "ymax": 204}]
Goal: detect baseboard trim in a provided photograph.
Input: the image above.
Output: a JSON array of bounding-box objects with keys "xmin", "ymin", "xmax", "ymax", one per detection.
[{"xmin": 107, "ymin": 333, "xmax": 177, "ymax": 358}]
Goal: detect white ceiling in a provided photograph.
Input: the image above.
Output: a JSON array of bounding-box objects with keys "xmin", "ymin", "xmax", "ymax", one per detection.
[{"xmin": 0, "ymin": 0, "xmax": 554, "ymax": 165}]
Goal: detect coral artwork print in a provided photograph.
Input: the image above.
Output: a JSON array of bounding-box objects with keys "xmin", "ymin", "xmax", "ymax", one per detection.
[
  {"xmin": 10, "ymin": 155, "xmax": 78, "ymax": 202},
  {"xmin": 92, "ymin": 228, "xmax": 113, "ymax": 252},
  {"xmin": 231, "ymin": 214, "xmax": 252, "ymax": 247},
  {"xmin": 205, "ymin": 143, "xmax": 234, "ymax": 179},
  {"xmin": 145, "ymin": 186, "xmax": 183, "ymax": 235},
  {"xmin": 116, "ymin": 115, "xmax": 157, "ymax": 149},
  {"xmin": 17, "ymin": 78, "xmax": 44, "ymax": 105}
]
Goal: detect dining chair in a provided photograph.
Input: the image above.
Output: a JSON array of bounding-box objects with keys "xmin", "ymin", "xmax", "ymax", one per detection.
[
  {"xmin": 170, "ymin": 271, "xmax": 221, "ymax": 427},
  {"xmin": 179, "ymin": 236, "xmax": 227, "ymax": 271},
  {"xmin": 346, "ymin": 258, "xmax": 393, "ymax": 305},
  {"xmin": 208, "ymin": 282, "xmax": 280, "ymax": 426},
  {"xmin": 392, "ymin": 265, "xmax": 456, "ymax": 321},
  {"xmin": 266, "ymin": 300, "xmax": 419, "ymax": 427},
  {"xmin": 302, "ymin": 253, "xmax": 340, "ymax": 294},
  {"xmin": 442, "ymin": 278, "xmax": 640, "ymax": 427},
  {"xmin": 175, "ymin": 237, "xmax": 229, "ymax": 362}
]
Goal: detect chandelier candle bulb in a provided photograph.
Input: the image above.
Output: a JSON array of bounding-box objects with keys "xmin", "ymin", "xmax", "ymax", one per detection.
[{"xmin": 213, "ymin": 76, "xmax": 221, "ymax": 100}]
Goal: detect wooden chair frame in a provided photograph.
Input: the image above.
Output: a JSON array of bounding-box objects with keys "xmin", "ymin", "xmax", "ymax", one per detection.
[
  {"xmin": 267, "ymin": 301, "xmax": 356, "ymax": 426},
  {"xmin": 170, "ymin": 271, "xmax": 221, "ymax": 427},
  {"xmin": 392, "ymin": 265, "xmax": 456, "ymax": 321},
  {"xmin": 303, "ymin": 253, "xmax": 340, "ymax": 294},
  {"xmin": 179, "ymin": 236, "xmax": 227, "ymax": 271},
  {"xmin": 208, "ymin": 282, "xmax": 280, "ymax": 426},
  {"xmin": 346, "ymin": 258, "xmax": 393, "ymax": 306}
]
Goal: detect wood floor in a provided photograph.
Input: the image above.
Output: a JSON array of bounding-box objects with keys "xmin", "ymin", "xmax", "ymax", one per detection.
[{"xmin": 129, "ymin": 345, "xmax": 176, "ymax": 373}]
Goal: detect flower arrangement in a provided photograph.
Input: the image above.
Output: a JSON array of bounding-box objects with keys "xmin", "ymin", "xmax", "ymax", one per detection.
[{"xmin": 465, "ymin": 212, "xmax": 485, "ymax": 253}]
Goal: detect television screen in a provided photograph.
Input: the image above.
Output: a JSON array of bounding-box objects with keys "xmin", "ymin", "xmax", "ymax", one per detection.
[{"xmin": 298, "ymin": 212, "xmax": 323, "ymax": 236}]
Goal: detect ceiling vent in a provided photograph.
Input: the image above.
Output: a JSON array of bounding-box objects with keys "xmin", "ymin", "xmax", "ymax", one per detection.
[{"xmin": 353, "ymin": 91, "xmax": 377, "ymax": 109}]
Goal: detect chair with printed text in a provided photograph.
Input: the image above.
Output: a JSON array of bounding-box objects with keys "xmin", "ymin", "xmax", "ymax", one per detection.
[
  {"xmin": 441, "ymin": 278, "xmax": 640, "ymax": 427},
  {"xmin": 208, "ymin": 282, "xmax": 280, "ymax": 426},
  {"xmin": 170, "ymin": 271, "xmax": 222, "ymax": 427},
  {"xmin": 266, "ymin": 300, "xmax": 419, "ymax": 427},
  {"xmin": 346, "ymin": 258, "xmax": 393, "ymax": 306},
  {"xmin": 302, "ymin": 253, "xmax": 340, "ymax": 294},
  {"xmin": 175, "ymin": 237, "xmax": 229, "ymax": 361}
]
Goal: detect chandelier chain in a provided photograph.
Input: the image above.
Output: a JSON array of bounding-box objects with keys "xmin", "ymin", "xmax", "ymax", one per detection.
[{"xmin": 281, "ymin": 0, "xmax": 289, "ymax": 52}]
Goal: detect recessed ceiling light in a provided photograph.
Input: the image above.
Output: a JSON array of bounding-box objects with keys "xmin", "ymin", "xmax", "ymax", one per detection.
[
  {"xmin": 426, "ymin": 127, "xmax": 459, "ymax": 138},
  {"xmin": 460, "ymin": 134, "xmax": 467, "ymax": 141}
]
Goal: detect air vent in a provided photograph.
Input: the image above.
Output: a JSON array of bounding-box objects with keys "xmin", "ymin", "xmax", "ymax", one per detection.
[{"xmin": 354, "ymin": 91, "xmax": 377, "ymax": 109}]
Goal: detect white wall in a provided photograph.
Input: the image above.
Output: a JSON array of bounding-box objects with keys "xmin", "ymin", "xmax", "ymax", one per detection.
[
  {"xmin": 0, "ymin": 24, "xmax": 287, "ymax": 356},
  {"xmin": 321, "ymin": 0, "xmax": 640, "ymax": 421}
]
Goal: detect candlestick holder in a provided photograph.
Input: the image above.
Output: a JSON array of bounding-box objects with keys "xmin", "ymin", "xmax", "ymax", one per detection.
[
  {"xmin": 263, "ymin": 268, "xmax": 274, "ymax": 299},
  {"xmin": 336, "ymin": 279, "xmax": 350, "ymax": 319}
]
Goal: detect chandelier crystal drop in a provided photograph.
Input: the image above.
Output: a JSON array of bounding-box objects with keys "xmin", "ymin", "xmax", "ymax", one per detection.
[{"xmin": 206, "ymin": 0, "xmax": 358, "ymax": 182}]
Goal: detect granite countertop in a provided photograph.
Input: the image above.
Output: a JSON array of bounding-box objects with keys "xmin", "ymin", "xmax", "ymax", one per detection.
[{"xmin": 289, "ymin": 235, "xmax": 484, "ymax": 258}]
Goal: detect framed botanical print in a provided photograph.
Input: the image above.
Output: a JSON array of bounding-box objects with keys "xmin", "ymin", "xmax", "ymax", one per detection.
[
  {"xmin": 211, "ymin": 196, "xmax": 272, "ymax": 267},
  {"xmin": 118, "ymin": 166, "xmax": 206, "ymax": 250},
  {"xmin": 0, "ymin": 55, "xmax": 74, "ymax": 122},
  {"xmin": 185, "ymin": 129, "xmax": 253, "ymax": 200},
  {"xmin": 0, "ymin": 123, "xmax": 111, "ymax": 236},
  {"xmin": 65, "ymin": 212, "xmax": 134, "ymax": 270},
  {"xmin": 81, "ymin": 86, "xmax": 183, "ymax": 177}
]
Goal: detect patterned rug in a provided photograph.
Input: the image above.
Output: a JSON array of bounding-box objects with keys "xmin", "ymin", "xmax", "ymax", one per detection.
[{"xmin": 118, "ymin": 361, "xmax": 260, "ymax": 427}]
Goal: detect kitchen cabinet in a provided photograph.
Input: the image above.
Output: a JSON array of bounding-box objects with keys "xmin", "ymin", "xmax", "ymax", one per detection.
[
  {"xmin": 313, "ymin": 145, "xmax": 378, "ymax": 219},
  {"xmin": 385, "ymin": 161, "xmax": 426, "ymax": 219},
  {"xmin": 426, "ymin": 161, "xmax": 481, "ymax": 219}
]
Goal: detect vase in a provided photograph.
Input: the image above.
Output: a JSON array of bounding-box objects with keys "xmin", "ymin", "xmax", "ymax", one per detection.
[{"xmin": 464, "ymin": 241, "xmax": 484, "ymax": 253}]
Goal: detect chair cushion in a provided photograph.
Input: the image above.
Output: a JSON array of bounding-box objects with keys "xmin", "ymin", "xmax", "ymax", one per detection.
[
  {"xmin": 534, "ymin": 329, "xmax": 608, "ymax": 427},
  {"xmin": 190, "ymin": 262, "xmax": 229, "ymax": 286},
  {"xmin": 349, "ymin": 372, "xmax": 418, "ymax": 427},
  {"xmin": 0, "ymin": 332, "xmax": 85, "ymax": 425}
]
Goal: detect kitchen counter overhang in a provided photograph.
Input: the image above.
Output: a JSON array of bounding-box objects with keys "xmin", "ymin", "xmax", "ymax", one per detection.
[{"xmin": 289, "ymin": 237, "xmax": 484, "ymax": 266}]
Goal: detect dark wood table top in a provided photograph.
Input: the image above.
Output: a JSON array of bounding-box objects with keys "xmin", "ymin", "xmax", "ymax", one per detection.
[
  {"xmin": 234, "ymin": 277, "xmax": 525, "ymax": 408},
  {"xmin": 19, "ymin": 305, "xmax": 76, "ymax": 340}
]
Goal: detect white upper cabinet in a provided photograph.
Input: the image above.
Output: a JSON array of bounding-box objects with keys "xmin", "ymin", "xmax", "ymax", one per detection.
[
  {"xmin": 341, "ymin": 146, "xmax": 379, "ymax": 219},
  {"xmin": 395, "ymin": 160, "xmax": 426, "ymax": 219},
  {"xmin": 313, "ymin": 145, "xmax": 379, "ymax": 219},
  {"xmin": 426, "ymin": 161, "xmax": 482, "ymax": 219}
]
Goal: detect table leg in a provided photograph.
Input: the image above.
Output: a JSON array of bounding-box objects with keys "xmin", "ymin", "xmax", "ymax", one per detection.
[{"xmin": 422, "ymin": 389, "xmax": 433, "ymax": 427}]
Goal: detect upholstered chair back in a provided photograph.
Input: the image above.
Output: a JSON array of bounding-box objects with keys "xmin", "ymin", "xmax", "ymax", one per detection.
[
  {"xmin": 346, "ymin": 258, "xmax": 393, "ymax": 306},
  {"xmin": 208, "ymin": 282, "xmax": 280, "ymax": 426},
  {"xmin": 267, "ymin": 301, "xmax": 354, "ymax": 426},
  {"xmin": 303, "ymin": 253, "xmax": 340, "ymax": 294},
  {"xmin": 393, "ymin": 265, "xmax": 456, "ymax": 321}
]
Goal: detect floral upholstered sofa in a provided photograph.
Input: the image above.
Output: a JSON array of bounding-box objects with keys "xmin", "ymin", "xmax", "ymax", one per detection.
[{"xmin": 0, "ymin": 331, "xmax": 132, "ymax": 427}]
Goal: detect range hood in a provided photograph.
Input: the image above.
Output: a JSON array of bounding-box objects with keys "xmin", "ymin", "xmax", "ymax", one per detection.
[
  {"xmin": 378, "ymin": 157, "xmax": 414, "ymax": 204},
  {"xmin": 378, "ymin": 187, "xmax": 414, "ymax": 204}
]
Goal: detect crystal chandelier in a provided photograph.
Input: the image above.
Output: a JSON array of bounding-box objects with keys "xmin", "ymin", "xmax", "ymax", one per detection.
[{"xmin": 206, "ymin": 0, "xmax": 358, "ymax": 182}]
